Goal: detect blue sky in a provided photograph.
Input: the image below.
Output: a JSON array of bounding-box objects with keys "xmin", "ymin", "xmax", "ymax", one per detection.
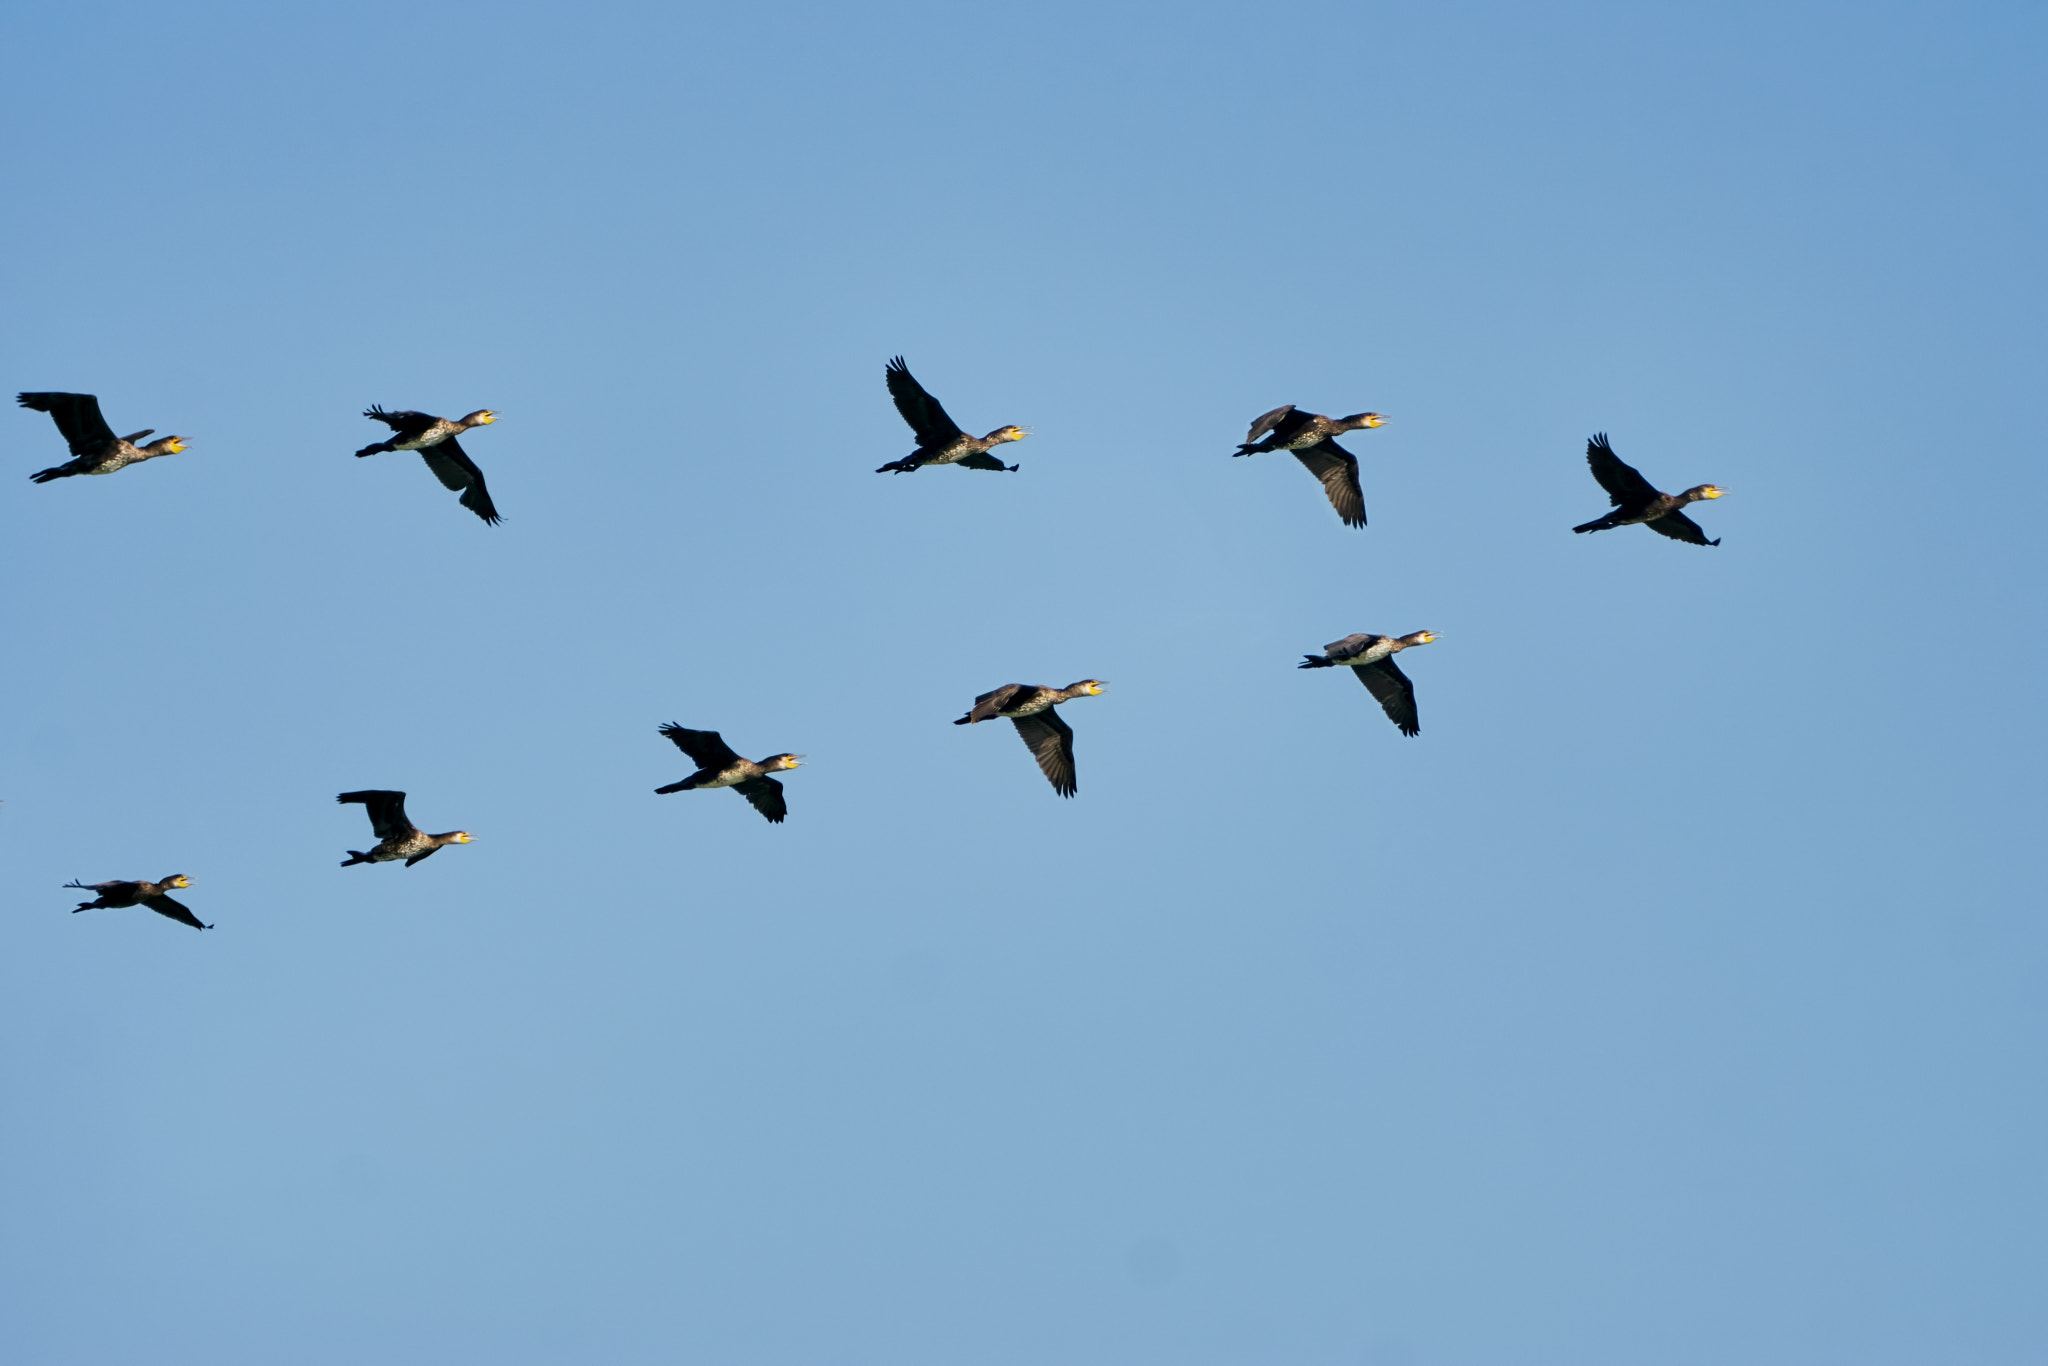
[{"xmin": 3, "ymin": 1, "xmax": 2045, "ymax": 1362}]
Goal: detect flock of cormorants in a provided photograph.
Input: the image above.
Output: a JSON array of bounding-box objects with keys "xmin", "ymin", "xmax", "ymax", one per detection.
[{"xmin": 21, "ymin": 360, "xmax": 1725, "ymax": 931}]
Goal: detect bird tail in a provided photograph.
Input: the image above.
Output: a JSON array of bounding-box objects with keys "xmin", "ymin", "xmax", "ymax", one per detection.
[
  {"xmin": 952, "ymin": 713, "xmax": 974, "ymax": 725},
  {"xmin": 875, "ymin": 456, "xmax": 922, "ymax": 474},
  {"xmin": 653, "ymin": 780, "xmax": 695, "ymax": 795},
  {"xmin": 1297, "ymin": 655, "xmax": 1334, "ymax": 669},
  {"xmin": 30, "ymin": 467, "xmax": 67, "ymax": 483},
  {"xmin": 62, "ymin": 879, "xmax": 90, "ymax": 889},
  {"xmin": 1571, "ymin": 518, "xmax": 1605, "ymax": 534},
  {"xmin": 1233, "ymin": 443, "xmax": 1263, "ymax": 457},
  {"xmin": 340, "ymin": 850, "xmax": 372, "ymax": 866},
  {"xmin": 354, "ymin": 442, "xmax": 390, "ymax": 457}
]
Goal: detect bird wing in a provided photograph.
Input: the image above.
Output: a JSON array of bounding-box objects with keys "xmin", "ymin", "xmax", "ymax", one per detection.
[
  {"xmin": 338, "ymin": 790, "xmax": 414, "ymax": 840},
  {"xmin": 963, "ymin": 684, "xmax": 1026, "ymax": 724},
  {"xmin": 955, "ymin": 451, "xmax": 1014, "ymax": 472},
  {"xmin": 1244, "ymin": 404, "xmax": 1297, "ymax": 442},
  {"xmin": 142, "ymin": 894, "xmax": 207, "ymax": 930},
  {"xmin": 1352, "ymin": 659, "xmax": 1419, "ymax": 736},
  {"xmin": 67, "ymin": 879, "xmax": 128, "ymax": 894},
  {"xmin": 885, "ymin": 357, "xmax": 965, "ymax": 446},
  {"xmin": 1011, "ymin": 709, "xmax": 1077, "ymax": 796},
  {"xmin": 1294, "ymin": 441, "xmax": 1367, "ymax": 527},
  {"xmin": 19, "ymin": 392, "xmax": 116, "ymax": 453},
  {"xmin": 733, "ymin": 776, "xmax": 788, "ymax": 823},
  {"xmin": 1325, "ymin": 633, "xmax": 1388, "ymax": 662},
  {"xmin": 1645, "ymin": 509, "xmax": 1720, "ymax": 546},
  {"xmin": 659, "ymin": 724, "xmax": 743, "ymax": 769},
  {"xmin": 1586, "ymin": 433, "xmax": 1660, "ymax": 507},
  {"xmin": 364, "ymin": 405, "xmax": 434, "ymax": 435},
  {"xmin": 420, "ymin": 437, "xmax": 501, "ymax": 524}
]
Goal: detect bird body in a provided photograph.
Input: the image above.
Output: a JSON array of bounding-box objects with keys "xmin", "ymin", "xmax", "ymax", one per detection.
[
  {"xmin": 336, "ymin": 790, "xmax": 473, "ymax": 866},
  {"xmin": 356, "ymin": 406, "xmax": 502, "ymax": 524},
  {"xmin": 20, "ymin": 392, "xmax": 186, "ymax": 482},
  {"xmin": 1572, "ymin": 433, "xmax": 1723, "ymax": 545},
  {"xmin": 1234, "ymin": 404, "xmax": 1385, "ymax": 528},
  {"xmin": 66, "ymin": 876, "xmax": 209, "ymax": 930},
  {"xmin": 876, "ymin": 357, "xmax": 1026, "ymax": 473},
  {"xmin": 1300, "ymin": 631, "xmax": 1436, "ymax": 736},
  {"xmin": 954, "ymin": 680, "xmax": 1106, "ymax": 797},
  {"xmin": 655, "ymin": 725, "xmax": 804, "ymax": 823}
]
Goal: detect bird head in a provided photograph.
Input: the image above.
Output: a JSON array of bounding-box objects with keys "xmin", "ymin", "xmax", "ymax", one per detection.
[
  {"xmin": 164, "ymin": 875, "xmax": 193, "ymax": 889},
  {"xmin": 986, "ymin": 425, "xmax": 1029, "ymax": 444},
  {"xmin": 764, "ymin": 754, "xmax": 806, "ymax": 771},
  {"xmin": 150, "ymin": 437, "xmax": 187, "ymax": 454},
  {"xmin": 1688, "ymin": 485, "xmax": 1725, "ymax": 501},
  {"xmin": 462, "ymin": 410, "xmax": 498, "ymax": 427},
  {"xmin": 451, "ymin": 832, "xmax": 475, "ymax": 844},
  {"xmin": 1069, "ymin": 680, "xmax": 1108, "ymax": 697},
  {"xmin": 1400, "ymin": 631, "xmax": 1438, "ymax": 647},
  {"xmin": 1342, "ymin": 413, "xmax": 1388, "ymax": 430}
]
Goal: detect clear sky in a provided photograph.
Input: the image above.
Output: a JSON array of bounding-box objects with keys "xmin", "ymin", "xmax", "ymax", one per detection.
[{"xmin": 4, "ymin": 1, "xmax": 2045, "ymax": 1362}]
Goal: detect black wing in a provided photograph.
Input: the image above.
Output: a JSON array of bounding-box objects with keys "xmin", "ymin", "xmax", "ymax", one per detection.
[
  {"xmin": 1325, "ymin": 633, "xmax": 1389, "ymax": 663},
  {"xmin": 1011, "ymin": 709, "xmax": 1077, "ymax": 797},
  {"xmin": 1294, "ymin": 441, "xmax": 1367, "ymax": 527},
  {"xmin": 959, "ymin": 684, "xmax": 1027, "ymax": 724},
  {"xmin": 338, "ymin": 790, "xmax": 415, "ymax": 841},
  {"xmin": 142, "ymin": 894, "xmax": 209, "ymax": 930},
  {"xmin": 1645, "ymin": 509, "xmax": 1720, "ymax": 546},
  {"xmin": 885, "ymin": 357, "xmax": 965, "ymax": 446},
  {"xmin": 1352, "ymin": 659, "xmax": 1420, "ymax": 736},
  {"xmin": 659, "ymin": 724, "xmax": 743, "ymax": 770},
  {"xmin": 420, "ymin": 437, "xmax": 501, "ymax": 525},
  {"xmin": 1244, "ymin": 404, "xmax": 1298, "ymax": 443},
  {"xmin": 19, "ymin": 392, "xmax": 115, "ymax": 453},
  {"xmin": 364, "ymin": 405, "xmax": 436, "ymax": 436},
  {"xmin": 1586, "ymin": 433, "xmax": 1660, "ymax": 507},
  {"xmin": 955, "ymin": 451, "xmax": 1016, "ymax": 472},
  {"xmin": 732, "ymin": 776, "xmax": 788, "ymax": 823}
]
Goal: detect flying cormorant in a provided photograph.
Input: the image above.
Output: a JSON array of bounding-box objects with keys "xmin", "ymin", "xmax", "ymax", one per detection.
[
  {"xmin": 356, "ymin": 406, "xmax": 502, "ymax": 524},
  {"xmin": 19, "ymin": 392, "xmax": 186, "ymax": 483},
  {"xmin": 954, "ymin": 680, "xmax": 1106, "ymax": 797},
  {"xmin": 1572, "ymin": 434, "xmax": 1724, "ymax": 545},
  {"xmin": 336, "ymin": 791, "xmax": 474, "ymax": 866},
  {"xmin": 655, "ymin": 725, "xmax": 804, "ymax": 823},
  {"xmin": 1300, "ymin": 632, "xmax": 1436, "ymax": 736},
  {"xmin": 876, "ymin": 358, "xmax": 1027, "ymax": 474},
  {"xmin": 65, "ymin": 875, "xmax": 210, "ymax": 930},
  {"xmin": 1234, "ymin": 405, "xmax": 1386, "ymax": 528}
]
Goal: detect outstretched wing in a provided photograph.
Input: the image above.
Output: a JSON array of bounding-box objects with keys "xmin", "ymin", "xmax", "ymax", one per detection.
[
  {"xmin": 1586, "ymin": 433, "xmax": 1660, "ymax": 507},
  {"xmin": 732, "ymin": 776, "xmax": 788, "ymax": 823},
  {"xmin": 885, "ymin": 357, "xmax": 965, "ymax": 446},
  {"xmin": 363, "ymin": 405, "xmax": 435, "ymax": 435},
  {"xmin": 1325, "ymin": 633, "xmax": 1389, "ymax": 663},
  {"xmin": 19, "ymin": 392, "xmax": 115, "ymax": 453},
  {"xmin": 955, "ymin": 451, "xmax": 1015, "ymax": 472},
  {"xmin": 1010, "ymin": 709, "xmax": 1078, "ymax": 797},
  {"xmin": 1294, "ymin": 441, "xmax": 1366, "ymax": 527},
  {"xmin": 1244, "ymin": 404, "xmax": 1298, "ymax": 442},
  {"xmin": 659, "ymin": 724, "xmax": 743, "ymax": 770},
  {"xmin": 142, "ymin": 894, "xmax": 208, "ymax": 930},
  {"xmin": 338, "ymin": 790, "xmax": 414, "ymax": 840},
  {"xmin": 420, "ymin": 437, "xmax": 501, "ymax": 525},
  {"xmin": 1645, "ymin": 509, "xmax": 1720, "ymax": 546},
  {"xmin": 961, "ymin": 684, "xmax": 1026, "ymax": 724},
  {"xmin": 1352, "ymin": 659, "xmax": 1420, "ymax": 737}
]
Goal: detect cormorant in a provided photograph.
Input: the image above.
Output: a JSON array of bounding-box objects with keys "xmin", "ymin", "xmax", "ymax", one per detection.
[
  {"xmin": 954, "ymin": 680, "xmax": 1106, "ymax": 797},
  {"xmin": 1572, "ymin": 433, "xmax": 1723, "ymax": 545},
  {"xmin": 1234, "ymin": 405, "xmax": 1386, "ymax": 528},
  {"xmin": 65, "ymin": 875, "xmax": 210, "ymax": 930},
  {"xmin": 876, "ymin": 357, "xmax": 1027, "ymax": 474},
  {"xmin": 356, "ymin": 406, "xmax": 501, "ymax": 524},
  {"xmin": 1299, "ymin": 631, "xmax": 1436, "ymax": 736},
  {"xmin": 336, "ymin": 790, "xmax": 474, "ymax": 866},
  {"xmin": 655, "ymin": 725, "xmax": 804, "ymax": 823},
  {"xmin": 20, "ymin": 392, "xmax": 186, "ymax": 483}
]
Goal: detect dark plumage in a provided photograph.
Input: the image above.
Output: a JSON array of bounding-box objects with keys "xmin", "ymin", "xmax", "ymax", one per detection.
[
  {"xmin": 1233, "ymin": 404, "xmax": 1386, "ymax": 528},
  {"xmin": 953, "ymin": 680, "xmax": 1106, "ymax": 797},
  {"xmin": 876, "ymin": 357, "xmax": 1027, "ymax": 474},
  {"xmin": 336, "ymin": 790, "xmax": 474, "ymax": 866},
  {"xmin": 654, "ymin": 725, "xmax": 804, "ymax": 823},
  {"xmin": 65, "ymin": 875, "xmax": 210, "ymax": 930},
  {"xmin": 356, "ymin": 406, "xmax": 502, "ymax": 524},
  {"xmin": 1572, "ymin": 433, "xmax": 1724, "ymax": 545},
  {"xmin": 20, "ymin": 392, "xmax": 186, "ymax": 483},
  {"xmin": 1299, "ymin": 631, "xmax": 1436, "ymax": 736}
]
